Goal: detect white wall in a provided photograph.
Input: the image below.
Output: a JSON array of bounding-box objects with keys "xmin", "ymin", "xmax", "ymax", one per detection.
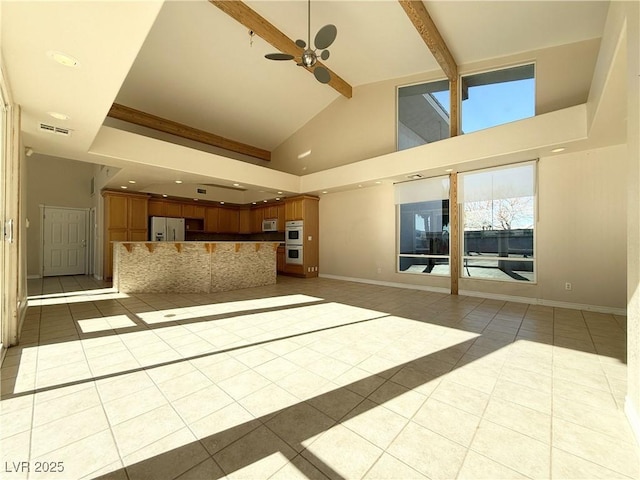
[
  {"xmin": 25, "ymin": 154, "xmax": 95, "ymax": 277},
  {"xmin": 319, "ymin": 144, "xmax": 627, "ymax": 310}
]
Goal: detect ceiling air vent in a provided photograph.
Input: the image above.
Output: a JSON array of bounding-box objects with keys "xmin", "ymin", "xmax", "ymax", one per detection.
[
  {"xmin": 406, "ymin": 173, "xmax": 424, "ymax": 180},
  {"xmin": 39, "ymin": 122, "xmax": 71, "ymax": 137}
]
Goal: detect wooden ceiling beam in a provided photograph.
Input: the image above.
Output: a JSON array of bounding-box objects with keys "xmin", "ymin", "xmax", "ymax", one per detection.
[
  {"xmin": 398, "ymin": 0, "xmax": 458, "ymax": 80},
  {"xmin": 209, "ymin": 0, "xmax": 352, "ymax": 98},
  {"xmin": 107, "ymin": 103, "xmax": 271, "ymax": 162}
]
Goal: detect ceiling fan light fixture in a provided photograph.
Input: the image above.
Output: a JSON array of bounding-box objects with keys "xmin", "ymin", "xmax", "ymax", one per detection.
[
  {"xmin": 264, "ymin": 0, "xmax": 336, "ymax": 86},
  {"xmin": 301, "ymin": 50, "xmax": 316, "ymax": 68}
]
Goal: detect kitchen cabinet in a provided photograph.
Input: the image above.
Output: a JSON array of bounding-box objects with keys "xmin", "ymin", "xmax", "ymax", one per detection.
[
  {"xmin": 218, "ymin": 207, "xmax": 240, "ymax": 233},
  {"xmin": 205, "ymin": 207, "xmax": 219, "ymax": 232},
  {"xmin": 285, "ymin": 198, "xmax": 304, "ymax": 221},
  {"xmin": 239, "ymin": 208, "xmax": 251, "ymax": 234},
  {"xmin": 103, "ymin": 191, "xmax": 149, "ymax": 280},
  {"xmin": 182, "ymin": 204, "xmax": 205, "ymax": 219},
  {"xmin": 277, "ymin": 245, "xmax": 285, "ymax": 273},
  {"xmin": 251, "ymin": 206, "xmax": 265, "ymax": 233},
  {"xmin": 165, "ymin": 202, "xmax": 182, "ymax": 217},
  {"xmin": 148, "ymin": 199, "xmax": 165, "ymax": 217}
]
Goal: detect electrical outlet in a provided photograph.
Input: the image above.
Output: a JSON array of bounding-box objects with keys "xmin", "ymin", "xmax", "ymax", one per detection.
[{"xmin": 565, "ymin": 282, "xmax": 572, "ymax": 291}]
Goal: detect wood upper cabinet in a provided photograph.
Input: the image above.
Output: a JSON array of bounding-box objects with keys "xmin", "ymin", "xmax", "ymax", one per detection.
[
  {"xmin": 218, "ymin": 207, "xmax": 240, "ymax": 233},
  {"xmin": 165, "ymin": 202, "xmax": 182, "ymax": 218},
  {"xmin": 182, "ymin": 203, "xmax": 205, "ymax": 219},
  {"xmin": 251, "ymin": 206, "xmax": 264, "ymax": 233},
  {"xmin": 277, "ymin": 204, "xmax": 285, "ymax": 231},
  {"xmin": 285, "ymin": 198, "xmax": 304, "ymax": 221},
  {"xmin": 148, "ymin": 199, "xmax": 165, "ymax": 217},
  {"xmin": 128, "ymin": 197, "xmax": 148, "ymax": 231},
  {"xmin": 205, "ymin": 207, "xmax": 220, "ymax": 232},
  {"xmin": 239, "ymin": 209, "xmax": 251, "ymax": 234}
]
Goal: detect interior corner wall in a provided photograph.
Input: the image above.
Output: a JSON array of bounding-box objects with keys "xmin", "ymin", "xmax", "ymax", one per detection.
[
  {"xmin": 621, "ymin": 0, "xmax": 640, "ymax": 445},
  {"xmin": 25, "ymin": 154, "xmax": 95, "ymax": 277},
  {"xmin": 319, "ymin": 144, "xmax": 627, "ymax": 310}
]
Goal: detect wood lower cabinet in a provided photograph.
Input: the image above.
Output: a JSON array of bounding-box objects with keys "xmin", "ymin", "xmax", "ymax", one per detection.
[{"xmin": 103, "ymin": 191, "xmax": 149, "ymax": 280}]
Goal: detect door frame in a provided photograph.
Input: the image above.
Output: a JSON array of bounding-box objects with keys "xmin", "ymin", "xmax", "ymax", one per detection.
[{"xmin": 39, "ymin": 205, "xmax": 91, "ymax": 277}]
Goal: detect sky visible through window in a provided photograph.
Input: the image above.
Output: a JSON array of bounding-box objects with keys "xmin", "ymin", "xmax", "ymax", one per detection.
[{"xmin": 431, "ymin": 78, "xmax": 534, "ymax": 133}]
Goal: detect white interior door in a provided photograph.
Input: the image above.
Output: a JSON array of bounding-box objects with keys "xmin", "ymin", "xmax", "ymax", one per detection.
[{"xmin": 43, "ymin": 207, "xmax": 88, "ymax": 276}]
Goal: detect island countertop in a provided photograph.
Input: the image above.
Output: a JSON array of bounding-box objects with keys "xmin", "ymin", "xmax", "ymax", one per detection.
[{"xmin": 112, "ymin": 241, "xmax": 279, "ymax": 294}]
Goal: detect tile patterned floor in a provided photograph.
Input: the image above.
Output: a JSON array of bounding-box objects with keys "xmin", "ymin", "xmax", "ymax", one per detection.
[{"xmin": 0, "ymin": 275, "xmax": 638, "ymax": 479}]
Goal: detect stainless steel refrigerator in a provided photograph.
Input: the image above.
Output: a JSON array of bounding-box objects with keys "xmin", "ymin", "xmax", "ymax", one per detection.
[{"xmin": 150, "ymin": 216, "xmax": 185, "ymax": 241}]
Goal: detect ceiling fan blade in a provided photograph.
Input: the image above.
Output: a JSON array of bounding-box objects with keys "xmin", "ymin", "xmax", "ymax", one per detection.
[
  {"xmin": 314, "ymin": 24, "xmax": 337, "ymax": 50},
  {"xmin": 295, "ymin": 39, "xmax": 307, "ymax": 48},
  {"xmin": 265, "ymin": 53, "xmax": 295, "ymax": 61},
  {"xmin": 313, "ymin": 66, "xmax": 331, "ymax": 84},
  {"xmin": 320, "ymin": 50, "xmax": 330, "ymax": 61}
]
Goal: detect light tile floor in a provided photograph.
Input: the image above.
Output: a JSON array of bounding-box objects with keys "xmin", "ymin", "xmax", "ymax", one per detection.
[{"xmin": 1, "ymin": 275, "xmax": 638, "ymax": 479}]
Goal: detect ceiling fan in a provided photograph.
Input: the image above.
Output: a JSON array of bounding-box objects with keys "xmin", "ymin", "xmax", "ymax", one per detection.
[{"xmin": 265, "ymin": 0, "xmax": 337, "ymax": 84}]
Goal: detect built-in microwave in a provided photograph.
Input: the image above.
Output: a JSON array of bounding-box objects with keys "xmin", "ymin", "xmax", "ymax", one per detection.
[{"xmin": 262, "ymin": 218, "xmax": 278, "ymax": 232}]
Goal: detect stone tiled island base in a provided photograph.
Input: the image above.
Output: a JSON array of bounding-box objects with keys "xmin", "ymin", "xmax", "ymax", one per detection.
[{"xmin": 112, "ymin": 242, "xmax": 278, "ymax": 294}]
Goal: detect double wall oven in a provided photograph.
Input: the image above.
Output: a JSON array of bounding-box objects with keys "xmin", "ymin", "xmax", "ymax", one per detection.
[{"xmin": 285, "ymin": 220, "xmax": 303, "ymax": 265}]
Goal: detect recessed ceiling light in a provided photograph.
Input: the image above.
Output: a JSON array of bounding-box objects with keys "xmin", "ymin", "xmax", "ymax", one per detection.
[
  {"xmin": 277, "ymin": 191, "xmax": 283, "ymax": 195},
  {"xmin": 322, "ymin": 191, "xmax": 328, "ymax": 194},
  {"xmin": 48, "ymin": 111, "xmax": 70, "ymax": 121},
  {"xmin": 128, "ymin": 180, "xmax": 136, "ymax": 184},
  {"xmin": 120, "ymin": 186, "xmax": 128, "ymax": 189},
  {"xmin": 175, "ymin": 180, "xmax": 183, "ymax": 184},
  {"xmin": 252, "ymin": 202, "xmax": 257, "ymax": 205},
  {"xmin": 358, "ymin": 184, "xmax": 362, "ymax": 188},
  {"xmin": 220, "ymin": 201, "xmax": 225, "ymax": 205},
  {"xmin": 297, "ymin": 150, "xmax": 311, "ymax": 159},
  {"xmin": 162, "ymin": 194, "xmax": 168, "ymax": 198},
  {"xmin": 193, "ymin": 198, "xmax": 198, "ymax": 201},
  {"xmin": 263, "ymin": 200, "xmax": 268, "ymax": 203},
  {"xmin": 551, "ymin": 147, "xmax": 566, "ymax": 153},
  {"xmin": 276, "ymin": 197, "xmax": 281, "ymax": 201},
  {"xmin": 375, "ymin": 181, "xmax": 382, "ymax": 184},
  {"xmin": 445, "ymin": 168, "xmax": 453, "ymax": 173},
  {"xmin": 46, "ymin": 50, "xmax": 79, "ymax": 67},
  {"xmin": 233, "ymin": 183, "xmax": 240, "ymax": 187}
]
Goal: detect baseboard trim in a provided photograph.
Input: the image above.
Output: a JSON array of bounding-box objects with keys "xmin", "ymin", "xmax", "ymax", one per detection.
[
  {"xmin": 625, "ymin": 397, "xmax": 640, "ymax": 446},
  {"xmin": 318, "ymin": 274, "xmax": 450, "ymax": 294},
  {"xmin": 459, "ymin": 289, "xmax": 627, "ymax": 316},
  {"xmin": 27, "ymin": 274, "xmax": 41, "ymax": 280},
  {"xmin": 317, "ymin": 274, "xmax": 626, "ymax": 315}
]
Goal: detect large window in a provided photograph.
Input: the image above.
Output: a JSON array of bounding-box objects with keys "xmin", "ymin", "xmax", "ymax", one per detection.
[
  {"xmin": 397, "ymin": 79, "xmax": 450, "ymax": 151},
  {"xmin": 460, "ymin": 162, "xmax": 536, "ymax": 282},
  {"xmin": 397, "ymin": 64, "xmax": 535, "ymax": 151},
  {"xmin": 461, "ymin": 64, "xmax": 535, "ymax": 133},
  {"xmin": 396, "ymin": 176, "xmax": 450, "ymax": 275}
]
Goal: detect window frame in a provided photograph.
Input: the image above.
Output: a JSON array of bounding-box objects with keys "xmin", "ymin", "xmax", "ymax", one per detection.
[
  {"xmin": 395, "ymin": 175, "xmax": 451, "ymax": 277},
  {"xmin": 459, "ymin": 160, "xmax": 538, "ymax": 284}
]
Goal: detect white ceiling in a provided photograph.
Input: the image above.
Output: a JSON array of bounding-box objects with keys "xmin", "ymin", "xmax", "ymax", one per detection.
[{"xmin": 1, "ymin": 0, "xmax": 611, "ymax": 200}]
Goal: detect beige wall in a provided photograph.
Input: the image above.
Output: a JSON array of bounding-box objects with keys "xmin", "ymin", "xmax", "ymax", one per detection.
[
  {"xmin": 273, "ymin": 39, "xmax": 600, "ymax": 175},
  {"xmin": 619, "ymin": 0, "xmax": 640, "ymax": 444},
  {"xmin": 319, "ymin": 144, "xmax": 627, "ymax": 310},
  {"xmin": 25, "ymin": 154, "xmax": 95, "ymax": 277}
]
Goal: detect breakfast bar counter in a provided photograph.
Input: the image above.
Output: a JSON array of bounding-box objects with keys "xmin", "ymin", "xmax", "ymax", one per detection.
[{"xmin": 112, "ymin": 241, "xmax": 278, "ymax": 294}]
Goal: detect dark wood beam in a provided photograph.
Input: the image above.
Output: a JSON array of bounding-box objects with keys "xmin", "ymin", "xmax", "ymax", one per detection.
[
  {"xmin": 209, "ymin": 0, "xmax": 352, "ymax": 99},
  {"xmin": 398, "ymin": 0, "xmax": 458, "ymax": 80},
  {"xmin": 107, "ymin": 103, "xmax": 271, "ymax": 162}
]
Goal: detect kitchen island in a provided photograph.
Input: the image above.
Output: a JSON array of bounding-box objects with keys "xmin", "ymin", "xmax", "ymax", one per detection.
[{"xmin": 112, "ymin": 241, "xmax": 278, "ymax": 294}]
